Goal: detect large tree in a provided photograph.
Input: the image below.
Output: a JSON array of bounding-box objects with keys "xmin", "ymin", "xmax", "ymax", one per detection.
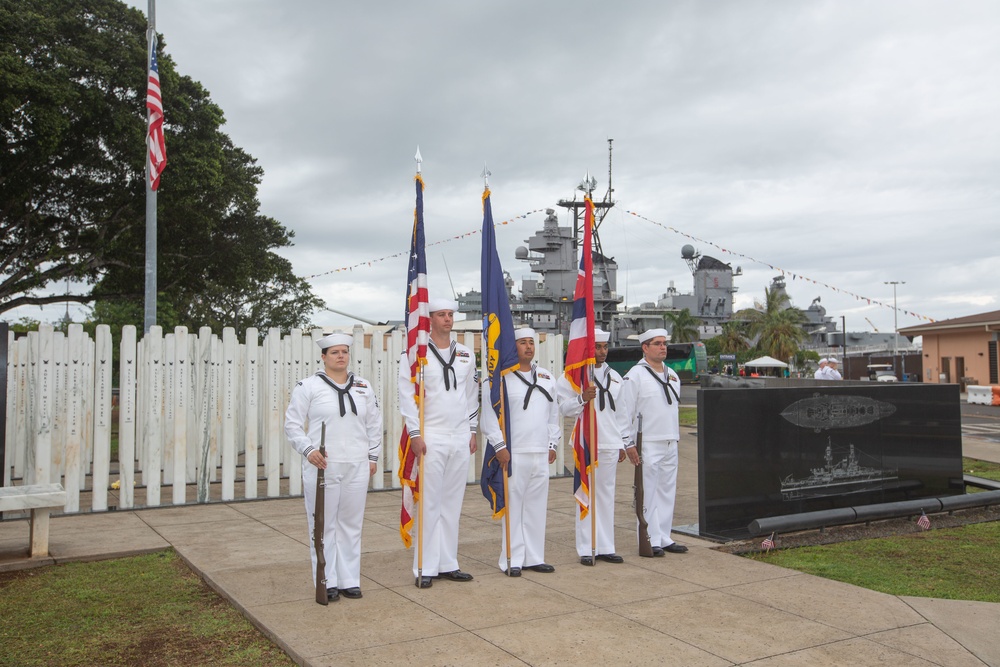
[
  {"xmin": 662, "ymin": 308, "xmax": 701, "ymax": 343},
  {"xmin": 0, "ymin": 0, "xmax": 322, "ymax": 331},
  {"xmin": 734, "ymin": 286, "xmax": 807, "ymax": 361}
]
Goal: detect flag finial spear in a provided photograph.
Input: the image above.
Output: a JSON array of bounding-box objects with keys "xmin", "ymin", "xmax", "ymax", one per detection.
[
  {"xmin": 481, "ymin": 163, "xmax": 491, "ymax": 188},
  {"xmin": 578, "ymin": 170, "xmax": 597, "ymax": 196},
  {"xmin": 415, "ymin": 146, "xmax": 422, "ymax": 174}
]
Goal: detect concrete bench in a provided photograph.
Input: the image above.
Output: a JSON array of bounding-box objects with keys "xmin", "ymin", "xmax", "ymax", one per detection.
[{"xmin": 0, "ymin": 483, "xmax": 67, "ymax": 558}]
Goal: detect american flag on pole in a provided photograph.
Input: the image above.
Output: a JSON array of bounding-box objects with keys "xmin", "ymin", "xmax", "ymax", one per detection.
[
  {"xmin": 398, "ymin": 172, "xmax": 429, "ymax": 548},
  {"xmin": 761, "ymin": 532, "xmax": 776, "ymax": 552},
  {"xmin": 146, "ymin": 33, "xmax": 167, "ymax": 190},
  {"xmin": 565, "ymin": 197, "xmax": 597, "ymax": 517},
  {"xmin": 917, "ymin": 510, "xmax": 931, "ymax": 530}
]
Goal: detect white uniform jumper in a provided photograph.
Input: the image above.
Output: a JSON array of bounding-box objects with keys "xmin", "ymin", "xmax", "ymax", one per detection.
[
  {"xmin": 481, "ymin": 366, "xmax": 561, "ymax": 571},
  {"xmin": 285, "ymin": 372, "xmax": 382, "ymax": 590},
  {"xmin": 557, "ymin": 365, "xmax": 630, "ymax": 558},
  {"xmin": 398, "ymin": 340, "xmax": 479, "ymax": 578},
  {"xmin": 620, "ymin": 360, "xmax": 682, "ymax": 550}
]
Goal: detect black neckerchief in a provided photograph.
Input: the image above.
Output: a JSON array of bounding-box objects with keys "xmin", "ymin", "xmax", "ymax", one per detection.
[
  {"xmin": 641, "ymin": 364, "xmax": 679, "ymax": 405},
  {"xmin": 317, "ymin": 372, "xmax": 357, "ymax": 417},
  {"xmin": 593, "ymin": 366, "xmax": 615, "ymax": 412},
  {"xmin": 512, "ymin": 368, "xmax": 552, "ymax": 410},
  {"xmin": 429, "ymin": 342, "xmax": 458, "ymax": 391}
]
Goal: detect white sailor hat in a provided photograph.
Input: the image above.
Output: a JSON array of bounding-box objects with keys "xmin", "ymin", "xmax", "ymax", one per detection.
[
  {"xmin": 827, "ymin": 357, "xmax": 839, "ymax": 364},
  {"xmin": 638, "ymin": 328, "xmax": 669, "ymax": 344},
  {"xmin": 594, "ymin": 329, "xmax": 611, "ymax": 343},
  {"xmin": 428, "ymin": 297, "xmax": 458, "ymax": 313},
  {"xmin": 514, "ymin": 327, "xmax": 535, "ymax": 341},
  {"xmin": 317, "ymin": 333, "xmax": 352, "ymax": 350},
  {"xmin": 818, "ymin": 358, "xmax": 829, "ymax": 365}
]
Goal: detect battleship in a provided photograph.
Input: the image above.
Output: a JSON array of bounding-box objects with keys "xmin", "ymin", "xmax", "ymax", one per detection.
[{"xmin": 780, "ymin": 438, "xmax": 898, "ymax": 501}]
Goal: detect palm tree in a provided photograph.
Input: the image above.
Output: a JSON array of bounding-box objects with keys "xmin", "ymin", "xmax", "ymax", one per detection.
[
  {"xmin": 717, "ymin": 321, "xmax": 750, "ymax": 354},
  {"xmin": 734, "ymin": 286, "xmax": 807, "ymax": 360},
  {"xmin": 663, "ymin": 308, "xmax": 701, "ymax": 343}
]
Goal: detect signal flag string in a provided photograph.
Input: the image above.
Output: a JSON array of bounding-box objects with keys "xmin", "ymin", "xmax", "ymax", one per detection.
[
  {"xmin": 624, "ymin": 210, "xmax": 937, "ymax": 323},
  {"xmin": 299, "ymin": 208, "xmax": 547, "ymax": 281},
  {"xmin": 298, "ymin": 204, "xmax": 937, "ymax": 324}
]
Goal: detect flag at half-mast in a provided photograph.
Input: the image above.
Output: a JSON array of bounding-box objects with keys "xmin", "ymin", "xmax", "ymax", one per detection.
[
  {"xmin": 146, "ymin": 33, "xmax": 167, "ymax": 190},
  {"xmin": 398, "ymin": 172, "xmax": 430, "ymax": 547},
  {"xmin": 480, "ymin": 187, "xmax": 518, "ymax": 519},
  {"xmin": 565, "ymin": 196, "xmax": 597, "ymax": 516}
]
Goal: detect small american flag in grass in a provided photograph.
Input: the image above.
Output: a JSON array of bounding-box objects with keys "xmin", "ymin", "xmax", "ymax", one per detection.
[
  {"xmin": 761, "ymin": 532, "xmax": 776, "ymax": 552},
  {"xmin": 917, "ymin": 510, "xmax": 931, "ymax": 530}
]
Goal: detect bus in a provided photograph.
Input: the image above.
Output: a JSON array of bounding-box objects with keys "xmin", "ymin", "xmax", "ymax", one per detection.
[{"xmin": 604, "ymin": 342, "xmax": 707, "ymax": 382}]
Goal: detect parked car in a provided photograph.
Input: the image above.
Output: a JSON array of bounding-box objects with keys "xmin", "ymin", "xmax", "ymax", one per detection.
[{"xmin": 867, "ymin": 364, "xmax": 897, "ymax": 382}]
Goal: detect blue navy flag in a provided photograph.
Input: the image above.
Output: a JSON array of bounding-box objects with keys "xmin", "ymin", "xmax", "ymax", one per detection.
[{"xmin": 479, "ymin": 188, "xmax": 518, "ymax": 519}]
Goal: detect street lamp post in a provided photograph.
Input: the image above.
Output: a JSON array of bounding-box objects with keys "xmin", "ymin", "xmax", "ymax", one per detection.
[{"xmin": 884, "ymin": 281, "xmax": 905, "ymax": 377}]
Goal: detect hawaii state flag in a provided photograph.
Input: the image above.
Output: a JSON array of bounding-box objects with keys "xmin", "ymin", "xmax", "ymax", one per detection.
[
  {"xmin": 398, "ymin": 173, "xmax": 430, "ymax": 547},
  {"xmin": 480, "ymin": 187, "xmax": 518, "ymax": 519},
  {"xmin": 565, "ymin": 196, "xmax": 597, "ymax": 517}
]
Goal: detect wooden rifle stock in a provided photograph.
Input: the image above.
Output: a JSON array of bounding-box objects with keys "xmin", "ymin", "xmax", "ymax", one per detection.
[
  {"xmin": 633, "ymin": 413, "xmax": 654, "ymax": 557},
  {"xmin": 314, "ymin": 422, "xmax": 328, "ymax": 605}
]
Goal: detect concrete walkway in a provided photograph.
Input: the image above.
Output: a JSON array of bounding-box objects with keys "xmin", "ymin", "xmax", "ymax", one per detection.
[{"xmin": 3, "ymin": 431, "xmax": 999, "ymax": 666}]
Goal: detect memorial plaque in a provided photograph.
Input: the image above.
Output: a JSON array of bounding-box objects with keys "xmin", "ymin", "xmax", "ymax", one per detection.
[{"xmin": 697, "ymin": 384, "xmax": 963, "ymax": 539}]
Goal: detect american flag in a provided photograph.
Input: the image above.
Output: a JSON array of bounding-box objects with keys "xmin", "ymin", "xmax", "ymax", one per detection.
[
  {"xmin": 761, "ymin": 532, "xmax": 776, "ymax": 552},
  {"xmin": 398, "ymin": 173, "xmax": 429, "ymax": 548},
  {"xmin": 146, "ymin": 34, "xmax": 167, "ymax": 190},
  {"xmin": 565, "ymin": 196, "xmax": 596, "ymax": 516},
  {"xmin": 917, "ymin": 510, "xmax": 931, "ymax": 530}
]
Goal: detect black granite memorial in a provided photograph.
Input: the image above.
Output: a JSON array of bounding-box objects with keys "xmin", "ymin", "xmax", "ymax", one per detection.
[{"xmin": 696, "ymin": 383, "xmax": 963, "ymax": 539}]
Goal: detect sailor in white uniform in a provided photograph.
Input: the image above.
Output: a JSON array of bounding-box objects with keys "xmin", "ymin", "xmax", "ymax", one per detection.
[
  {"xmin": 826, "ymin": 357, "xmax": 843, "ymax": 380},
  {"xmin": 480, "ymin": 327, "xmax": 561, "ymax": 575},
  {"xmin": 556, "ymin": 329, "xmax": 635, "ymax": 565},
  {"xmin": 285, "ymin": 333, "xmax": 382, "ymax": 601},
  {"xmin": 398, "ymin": 297, "xmax": 479, "ymax": 588},
  {"xmin": 814, "ymin": 358, "xmax": 829, "ymax": 379},
  {"xmin": 619, "ymin": 328, "xmax": 688, "ymax": 556}
]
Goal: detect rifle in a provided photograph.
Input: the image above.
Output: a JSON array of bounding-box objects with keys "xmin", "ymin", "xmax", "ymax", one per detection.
[
  {"xmin": 633, "ymin": 413, "xmax": 654, "ymax": 557},
  {"xmin": 314, "ymin": 422, "xmax": 328, "ymax": 605}
]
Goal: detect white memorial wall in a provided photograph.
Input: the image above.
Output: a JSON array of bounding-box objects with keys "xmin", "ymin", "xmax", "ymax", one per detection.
[{"xmin": 3, "ymin": 324, "xmax": 565, "ymax": 513}]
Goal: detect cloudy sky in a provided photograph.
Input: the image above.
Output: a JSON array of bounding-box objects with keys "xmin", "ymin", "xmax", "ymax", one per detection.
[{"xmin": 114, "ymin": 0, "xmax": 998, "ymax": 333}]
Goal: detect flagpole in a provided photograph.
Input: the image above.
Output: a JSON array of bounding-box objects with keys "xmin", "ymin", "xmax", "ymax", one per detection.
[
  {"xmin": 143, "ymin": 0, "xmax": 157, "ymax": 332},
  {"xmin": 500, "ymin": 379, "xmax": 512, "ymax": 575},
  {"xmin": 588, "ymin": 366, "xmax": 597, "ymax": 565},
  {"xmin": 416, "ymin": 366, "xmax": 425, "ymax": 587},
  {"xmin": 414, "ymin": 147, "xmax": 425, "ymax": 588}
]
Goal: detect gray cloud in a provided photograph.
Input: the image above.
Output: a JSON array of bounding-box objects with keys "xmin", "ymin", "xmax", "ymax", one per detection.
[{"xmin": 111, "ymin": 0, "xmax": 999, "ymax": 332}]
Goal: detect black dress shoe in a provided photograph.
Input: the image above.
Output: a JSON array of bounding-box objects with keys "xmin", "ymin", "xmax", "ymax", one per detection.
[
  {"xmin": 664, "ymin": 543, "xmax": 688, "ymax": 554},
  {"xmin": 338, "ymin": 587, "xmax": 362, "ymax": 598},
  {"xmin": 508, "ymin": 567, "xmax": 521, "ymax": 577},
  {"xmin": 438, "ymin": 570, "xmax": 473, "ymax": 582},
  {"xmin": 417, "ymin": 576, "xmax": 433, "ymax": 588},
  {"xmin": 596, "ymin": 553, "xmax": 624, "ymax": 564},
  {"xmin": 525, "ymin": 563, "xmax": 555, "ymax": 573},
  {"xmin": 580, "ymin": 556, "xmax": 594, "ymax": 566},
  {"xmin": 326, "ymin": 587, "xmax": 340, "ymax": 601},
  {"xmin": 651, "ymin": 547, "xmax": 666, "ymax": 557}
]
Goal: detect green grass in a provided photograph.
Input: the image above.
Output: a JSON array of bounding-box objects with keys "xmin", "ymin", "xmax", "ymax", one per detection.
[
  {"xmin": 963, "ymin": 457, "xmax": 1000, "ymax": 481},
  {"xmin": 0, "ymin": 550, "xmax": 295, "ymax": 667},
  {"xmin": 679, "ymin": 406, "xmax": 697, "ymax": 427},
  {"xmin": 749, "ymin": 517, "xmax": 1000, "ymax": 603}
]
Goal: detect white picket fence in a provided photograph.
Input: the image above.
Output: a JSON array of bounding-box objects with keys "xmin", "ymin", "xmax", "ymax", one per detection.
[{"xmin": 3, "ymin": 324, "xmax": 565, "ymax": 514}]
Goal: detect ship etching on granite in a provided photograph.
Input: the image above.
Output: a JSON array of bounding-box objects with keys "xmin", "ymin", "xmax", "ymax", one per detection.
[
  {"xmin": 780, "ymin": 438, "xmax": 899, "ymax": 501},
  {"xmin": 780, "ymin": 394, "xmax": 896, "ymax": 432}
]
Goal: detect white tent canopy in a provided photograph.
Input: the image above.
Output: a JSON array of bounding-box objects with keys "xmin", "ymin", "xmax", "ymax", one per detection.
[{"xmin": 744, "ymin": 355, "xmax": 788, "ymax": 368}]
